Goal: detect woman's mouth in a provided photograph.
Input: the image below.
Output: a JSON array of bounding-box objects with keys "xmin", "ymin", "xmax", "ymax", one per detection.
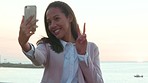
[{"xmin": 53, "ymin": 29, "xmax": 60, "ymax": 35}]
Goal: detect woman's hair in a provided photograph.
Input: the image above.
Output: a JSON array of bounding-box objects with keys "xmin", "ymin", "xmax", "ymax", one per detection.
[{"xmin": 37, "ymin": 1, "xmax": 78, "ymax": 53}]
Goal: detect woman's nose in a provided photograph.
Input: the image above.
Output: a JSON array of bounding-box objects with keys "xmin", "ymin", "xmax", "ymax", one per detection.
[{"xmin": 50, "ymin": 21, "xmax": 57, "ymax": 28}]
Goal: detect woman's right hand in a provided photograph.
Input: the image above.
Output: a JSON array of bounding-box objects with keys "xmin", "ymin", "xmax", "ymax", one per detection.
[{"xmin": 18, "ymin": 16, "xmax": 38, "ymax": 52}]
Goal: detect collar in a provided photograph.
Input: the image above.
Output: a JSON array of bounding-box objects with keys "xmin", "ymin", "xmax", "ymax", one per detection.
[
  {"xmin": 60, "ymin": 40, "xmax": 75, "ymax": 48},
  {"xmin": 60, "ymin": 40, "xmax": 67, "ymax": 48}
]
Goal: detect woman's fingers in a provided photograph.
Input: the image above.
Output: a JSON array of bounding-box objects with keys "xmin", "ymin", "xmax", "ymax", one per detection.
[
  {"xmin": 21, "ymin": 16, "xmax": 24, "ymax": 25},
  {"xmin": 20, "ymin": 16, "xmax": 25, "ymax": 31},
  {"xmin": 79, "ymin": 34, "xmax": 87, "ymax": 44},
  {"xmin": 83, "ymin": 23, "xmax": 86, "ymax": 35},
  {"xmin": 25, "ymin": 16, "xmax": 34, "ymax": 25},
  {"xmin": 75, "ymin": 23, "xmax": 87, "ymax": 55},
  {"xmin": 21, "ymin": 15, "xmax": 38, "ymax": 33},
  {"xmin": 26, "ymin": 19, "xmax": 38, "ymax": 29},
  {"xmin": 76, "ymin": 24, "xmax": 81, "ymax": 36},
  {"xmin": 18, "ymin": 16, "xmax": 38, "ymax": 48},
  {"xmin": 77, "ymin": 22, "xmax": 86, "ymax": 36},
  {"xmin": 29, "ymin": 25, "xmax": 38, "ymax": 34}
]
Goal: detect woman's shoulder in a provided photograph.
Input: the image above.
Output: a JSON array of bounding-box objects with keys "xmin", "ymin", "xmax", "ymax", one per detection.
[
  {"xmin": 37, "ymin": 41, "xmax": 51, "ymax": 47},
  {"xmin": 88, "ymin": 42, "xmax": 98, "ymax": 48},
  {"xmin": 36, "ymin": 40, "xmax": 51, "ymax": 50},
  {"xmin": 37, "ymin": 37, "xmax": 51, "ymax": 46}
]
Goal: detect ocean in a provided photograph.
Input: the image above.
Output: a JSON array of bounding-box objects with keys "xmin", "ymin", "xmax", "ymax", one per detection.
[
  {"xmin": 101, "ymin": 62, "xmax": 148, "ymax": 83},
  {"xmin": 0, "ymin": 62, "xmax": 148, "ymax": 83}
]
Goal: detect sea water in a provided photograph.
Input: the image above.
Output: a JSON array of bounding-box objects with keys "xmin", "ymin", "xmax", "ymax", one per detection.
[
  {"xmin": 102, "ymin": 62, "xmax": 148, "ymax": 83},
  {"xmin": 0, "ymin": 62, "xmax": 148, "ymax": 83}
]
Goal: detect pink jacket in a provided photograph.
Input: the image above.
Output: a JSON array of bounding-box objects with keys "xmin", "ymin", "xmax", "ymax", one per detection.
[{"xmin": 27, "ymin": 42, "xmax": 104, "ymax": 83}]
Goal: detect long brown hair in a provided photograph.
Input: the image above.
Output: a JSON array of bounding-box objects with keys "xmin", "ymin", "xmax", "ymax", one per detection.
[{"xmin": 37, "ymin": 1, "xmax": 78, "ymax": 53}]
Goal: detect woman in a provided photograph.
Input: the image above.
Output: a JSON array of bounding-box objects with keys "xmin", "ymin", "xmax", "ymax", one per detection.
[{"xmin": 18, "ymin": 1, "xmax": 104, "ymax": 83}]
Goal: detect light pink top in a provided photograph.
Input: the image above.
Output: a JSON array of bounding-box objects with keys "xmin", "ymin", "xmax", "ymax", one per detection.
[{"xmin": 24, "ymin": 42, "xmax": 104, "ymax": 83}]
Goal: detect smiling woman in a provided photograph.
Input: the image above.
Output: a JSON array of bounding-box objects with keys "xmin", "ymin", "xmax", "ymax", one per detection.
[
  {"xmin": 0, "ymin": 0, "xmax": 148, "ymax": 83},
  {"xmin": 18, "ymin": 1, "xmax": 104, "ymax": 83},
  {"xmin": 0, "ymin": 0, "xmax": 148, "ymax": 63}
]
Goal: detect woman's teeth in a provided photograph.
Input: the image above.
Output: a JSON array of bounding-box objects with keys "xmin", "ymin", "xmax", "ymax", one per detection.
[{"xmin": 54, "ymin": 29, "xmax": 60, "ymax": 34}]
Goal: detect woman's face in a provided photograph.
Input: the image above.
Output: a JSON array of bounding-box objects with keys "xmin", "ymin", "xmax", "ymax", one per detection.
[{"xmin": 46, "ymin": 7, "xmax": 73, "ymax": 41}]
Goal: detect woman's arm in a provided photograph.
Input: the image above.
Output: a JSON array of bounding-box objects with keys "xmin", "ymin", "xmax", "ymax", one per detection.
[
  {"xmin": 79, "ymin": 43, "xmax": 104, "ymax": 83},
  {"xmin": 23, "ymin": 43, "xmax": 48, "ymax": 66}
]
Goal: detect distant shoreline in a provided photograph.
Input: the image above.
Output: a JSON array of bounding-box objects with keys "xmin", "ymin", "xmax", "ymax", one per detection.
[
  {"xmin": 0, "ymin": 61, "xmax": 148, "ymax": 68},
  {"xmin": 0, "ymin": 63, "xmax": 43, "ymax": 68},
  {"xmin": 101, "ymin": 61, "xmax": 148, "ymax": 63}
]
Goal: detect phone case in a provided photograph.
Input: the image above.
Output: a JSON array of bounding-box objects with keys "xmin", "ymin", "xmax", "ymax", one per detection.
[{"xmin": 24, "ymin": 5, "xmax": 36, "ymax": 21}]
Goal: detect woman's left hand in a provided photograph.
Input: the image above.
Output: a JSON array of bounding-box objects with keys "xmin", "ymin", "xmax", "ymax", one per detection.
[{"xmin": 76, "ymin": 23, "xmax": 87, "ymax": 55}]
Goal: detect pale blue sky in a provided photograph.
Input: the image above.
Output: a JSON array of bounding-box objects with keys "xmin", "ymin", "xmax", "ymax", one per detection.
[{"xmin": 0, "ymin": 0, "xmax": 148, "ymax": 63}]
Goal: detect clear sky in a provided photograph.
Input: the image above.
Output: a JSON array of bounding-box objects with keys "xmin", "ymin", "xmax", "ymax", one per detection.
[{"xmin": 0, "ymin": 0, "xmax": 148, "ymax": 63}]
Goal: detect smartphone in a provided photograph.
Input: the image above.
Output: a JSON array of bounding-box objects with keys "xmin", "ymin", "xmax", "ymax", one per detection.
[{"xmin": 24, "ymin": 5, "xmax": 36, "ymax": 22}]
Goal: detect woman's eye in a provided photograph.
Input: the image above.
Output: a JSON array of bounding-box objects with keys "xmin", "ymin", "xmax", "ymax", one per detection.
[{"xmin": 55, "ymin": 17, "xmax": 60, "ymax": 21}]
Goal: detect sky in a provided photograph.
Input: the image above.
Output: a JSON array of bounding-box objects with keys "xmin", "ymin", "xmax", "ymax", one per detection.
[{"xmin": 0, "ymin": 0, "xmax": 148, "ymax": 63}]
